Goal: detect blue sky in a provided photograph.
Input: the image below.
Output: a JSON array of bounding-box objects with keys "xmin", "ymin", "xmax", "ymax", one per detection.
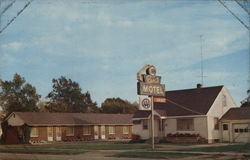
[{"xmin": 0, "ymin": 0, "xmax": 249, "ymax": 106}]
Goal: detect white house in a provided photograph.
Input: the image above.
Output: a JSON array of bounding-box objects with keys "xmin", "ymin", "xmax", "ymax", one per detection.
[
  {"xmin": 133, "ymin": 85, "xmax": 237, "ymax": 143},
  {"xmin": 220, "ymin": 107, "xmax": 250, "ymax": 143}
]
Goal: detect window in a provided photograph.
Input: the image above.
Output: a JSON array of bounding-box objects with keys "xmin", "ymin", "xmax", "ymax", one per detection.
[
  {"xmin": 214, "ymin": 118, "xmax": 219, "ymax": 130},
  {"xmin": 30, "ymin": 127, "xmax": 39, "ymax": 137},
  {"xmin": 123, "ymin": 126, "xmax": 129, "ymax": 134},
  {"xmin": 223, "ymin": 124, "xmax": 228, "ymax": 130},
  {"xmin": 83, "ymin": 126, "xmax": 92, "ymax": 135},
  {"xmin": 239, "ymin": 129, "xmax": 244, "ymax": 133},
  {"xmin": 66, "ymin": 127, "xmax": 74, "ymax": 136},
  {"xmin": 108, "ymin": 126, "xmax": 115, "ymax": 134},
  {"xmin": 177, "ymin": 118, "xmax": 194, "ymax": 131},
  {"xmin": 234, "ymin": 129, "xmax": 239, "ymax": 133},
  {"xmin": 133, "ymin": 120, "xmax": 141, "ymax": 124},
  {"xmin": 244, "ymin": 128, "xmax": 248, "ymax": 132},
  {"xmin": 142, "ymin": 119, "xmax": 148, "ymax": 130}
]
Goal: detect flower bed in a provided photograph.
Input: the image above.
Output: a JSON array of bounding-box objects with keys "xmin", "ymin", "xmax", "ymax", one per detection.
[{"xmin": 166, "ymin": 133, "xmax": 202, "ymax": 143}]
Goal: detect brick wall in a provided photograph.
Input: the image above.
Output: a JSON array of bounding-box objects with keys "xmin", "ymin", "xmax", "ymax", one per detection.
[
  {"xmin": 29, "ymin": 125, "xmax": 132, "ymax": 142},
  {"xmin": 105, "ymin": 125, "xmax": 132, "ymax": 140}
]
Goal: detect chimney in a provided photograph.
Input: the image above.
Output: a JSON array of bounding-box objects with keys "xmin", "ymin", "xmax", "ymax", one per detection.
[{"xmin": 197, "ymin": 83, "xmax": 202, "ymax": 88}]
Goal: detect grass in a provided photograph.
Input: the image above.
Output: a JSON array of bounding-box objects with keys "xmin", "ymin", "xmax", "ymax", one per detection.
[
  {"xmin": 0, "ymin": 143, "xmax": 152, "ymax": 154},
  {"xmin": 179, "ymin": 143, "xmax": 250, "ymax": 153},
  {"xmin": 0, "ymin": 147, "xmax": 85, "ymax": 155},
  {"xmin": 115, "ymin": 151, "xmax": 202, "ymax": 159},
  {"xmin": 54, "ymin": 143, "xmax": 152, "ymax": 150}
]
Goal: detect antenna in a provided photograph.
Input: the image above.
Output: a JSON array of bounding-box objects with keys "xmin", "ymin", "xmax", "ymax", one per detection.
[{"xmin": 200, "ymin": 35, "xmax": 204, "ymax": 85}]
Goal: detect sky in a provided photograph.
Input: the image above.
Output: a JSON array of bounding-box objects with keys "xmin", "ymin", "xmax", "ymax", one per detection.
[{"xmin": 0, "ymin": 0, "xmax": 249, "ymax": 106}]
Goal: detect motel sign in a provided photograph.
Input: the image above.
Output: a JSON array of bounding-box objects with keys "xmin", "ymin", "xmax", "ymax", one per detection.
[
  {"xmin": 137, "ymin": 65, "xmax": 165, "ymax": 97},
  {"xmin": 137, "ymin": 64, "xmax": 165, "ymax": 150}
]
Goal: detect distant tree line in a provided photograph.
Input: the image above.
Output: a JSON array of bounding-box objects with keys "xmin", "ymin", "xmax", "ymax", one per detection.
[{"xmin": 0, "ymin": 74, "xmax": 138, "ymax": 119}]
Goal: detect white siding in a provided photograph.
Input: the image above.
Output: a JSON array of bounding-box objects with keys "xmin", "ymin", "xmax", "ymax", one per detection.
[
  {"xmin": 194, "ymin": 117, "xmax": 208, "ymax": 139},
  {"xmin": 207, "ymin": 87, "xmax": 237, "ymax": 142},
  {"xmin": 164, "ymin": 117, "xmax": 208, "ymax": 139},
  {"xmin": 220, "ymin": 120, "xmax": 250, "ymax": 143},
  {"xmin": 164, "ymin": 118, "xmax": 176, "ymax": 136},
  {"xmin": 132, "ymin": 121, "xmax": 150, "ymax": 139}
]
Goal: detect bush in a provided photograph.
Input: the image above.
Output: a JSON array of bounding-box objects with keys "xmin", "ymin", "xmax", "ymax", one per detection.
[
  {"xmin": 131, "ymin": 134, "xmax": 140, "ymax": 141},
  {"xmin": 167, "ymin": 133, "xmax": 200, "ymax": 138},
  {"xmin": 129, "ymin": 134, "xmax": 146, "ymax": 143}
]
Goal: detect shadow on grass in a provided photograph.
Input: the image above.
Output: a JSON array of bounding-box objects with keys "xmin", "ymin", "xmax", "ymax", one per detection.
[
  {"xmin": 178, "ymin": 143, "xmax": 250, "ymax": 153},
  {"xmin": 114, "ymin": 151, "xmax": 202, "ymax": 159}
]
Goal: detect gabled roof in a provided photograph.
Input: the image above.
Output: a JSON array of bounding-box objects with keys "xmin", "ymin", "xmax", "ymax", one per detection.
[
  {"xmin": 133, "ymin": 85, "xmax": 224, "ymax": 118},
  {"xmin": 9, "ymin": 112, "xmax": 133, "ymax": 126},
  {"xmin": 220, "ymin": 107, "xmax": 250, "ymax": 120}
]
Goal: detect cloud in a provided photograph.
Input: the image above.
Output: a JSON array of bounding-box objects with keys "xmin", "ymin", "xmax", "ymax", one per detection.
[
  {"xmin": 64, "ymin": 26, "xmax": 72, "ymax": 31},
  {"xmin": 1, "ymin": 42, "xmax": 25, "ymax": 51},
  {"xmin": 1, "ymin": 0, "xmax": 247, "ymax": 106},
  {"xmin": 98, "ymin": 12, "xmax": 113, "ymax": 26}
]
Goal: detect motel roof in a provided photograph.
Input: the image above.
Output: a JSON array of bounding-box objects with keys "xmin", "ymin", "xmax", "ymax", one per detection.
[
  {"xmin": 220, "ymin": 107, "xmax": 250, "ymax": 120},
  {"xmin": 8, "ymin": 112, "xmax": 133, "ymax": 126},
  {"xmin": 133, "ymin": 85, "xmax": 224, "ymax": 118}
]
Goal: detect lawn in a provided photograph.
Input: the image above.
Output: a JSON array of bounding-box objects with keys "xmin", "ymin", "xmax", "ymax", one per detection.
[
  {"xmin": 54, "ymin": 143, "xmax": 152, "ymax": 150},
  {"xmin": 0, "ymin": 143, "xmax": 152, "ymax": 154},
  {"xmin": 114, "ymin": 151, "xmax": 202, "ymax": 159},
  {"xmin": 178, "ymin": 143, "xmax": 250, "ymax": 153},
  {"xmin": 0, "ymin": 146, "xmax": 85, "ymax": 155}
]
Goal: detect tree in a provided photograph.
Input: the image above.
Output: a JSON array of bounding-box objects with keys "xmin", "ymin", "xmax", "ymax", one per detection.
[
  {"xmin": 0, "ymin": 73, "xmax": 41, "ymax": 117},
  {"xmin": 46, "ymin": 76, "xmax": 98, "ymax": 112},
  {"xmin": 240, "ymin": 90, "xmax": 250, "ymax": 107},
  {"xmin": 101, "ymin": 97, "xmax": 138, "ymax": 114}
]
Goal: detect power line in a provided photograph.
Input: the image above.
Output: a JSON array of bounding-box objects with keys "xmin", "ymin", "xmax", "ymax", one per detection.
[
  {"xmin": 218, "ymin": 0, "xmax": 249, "ymax": 30},
  {"xmin": 0, "ymin": 0, "xmax": 33, "ymax": 34},
  {"xmin": 234, "ymin": 0, "xmax": 250, "ymax": 15},
  {"xmin": 0, "ymin": 0, "xmax": 16, "ymax": 16},
  {"xmin": 166, "ymin": 98, "xmax": 204, "ymax": 115}
]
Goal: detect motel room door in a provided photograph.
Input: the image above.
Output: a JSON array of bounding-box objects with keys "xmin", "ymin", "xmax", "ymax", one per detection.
[
  {"xmin": 94, "ymin": 126, "xmax": 99, "ymax": 140},
  {"xmin": 222, "ymin": 123, "xmax": 230, "ymax": 142},
  {"xmin": 47, "ymin": 127, "xmax": 53, "ymax": 141},
  {"xmin": 56, "ymin": 127, "xmax": 62, "ymax": 141},
  {"xmin": 100, "ymin": 125, "xmax": 105, "ymax": 139}
]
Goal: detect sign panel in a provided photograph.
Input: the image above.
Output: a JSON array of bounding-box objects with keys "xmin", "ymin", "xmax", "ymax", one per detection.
[
  {"xmin": 143, "ymin": 75, "xmax": 161, "ymax": 84},
  {"xmin": 137, "ymin": 82, "xmax": 165, "ymax": 96},
  {"xmin": 139, "ymin": 96, "xmax": 151, "ymax": 110},
  {"xmin": 153, "ymin": 97, "xmax": 167, "ymax": 103}
]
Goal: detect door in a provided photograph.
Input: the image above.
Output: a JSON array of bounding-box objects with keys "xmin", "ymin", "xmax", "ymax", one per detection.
[
  {"xmin": 233, "ymin": 123, "xmax": 250, "ymax": 143},
  {"xmin": 56, "ymin": 127, "xmax": 62, "ymax": 141},
  {"xmin": 94, "ymin": 126, "xmax": 99, "ymax": 140},
  {"xmin": 100, "ymin": 125, "xmax": 105, "ymax": 139},
  {"xmin": 47, "ymin": 127, "xmax": 53, "ymax": 141},
  {"xmin": 154, "ymin": 119, "xmax": 159, "ymax": 138},
  {"xmin": 222, "ymin": 123, "xmax": 230, "ymax": 142}
]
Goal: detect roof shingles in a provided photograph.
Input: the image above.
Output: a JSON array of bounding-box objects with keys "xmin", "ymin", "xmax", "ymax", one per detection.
[
  {"xmin": 220, "ymin": 107, "xmax": 250, "ymax": 120},
  {"xmin": 13, "ymin": 112, "xmax": 133, "ymax": 126},
  {"xmin": 133, "ymin": 86, "xmax": 223, "ymax": 118}
]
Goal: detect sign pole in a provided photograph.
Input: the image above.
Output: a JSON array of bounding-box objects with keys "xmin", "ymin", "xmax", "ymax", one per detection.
[
  {"xmin": 151, "ymin": 96, "xmax": 154, "ymax": 150},
  {"xmin": 137, "ymin": 65, "xmax": 165, "ymax": 151}
]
